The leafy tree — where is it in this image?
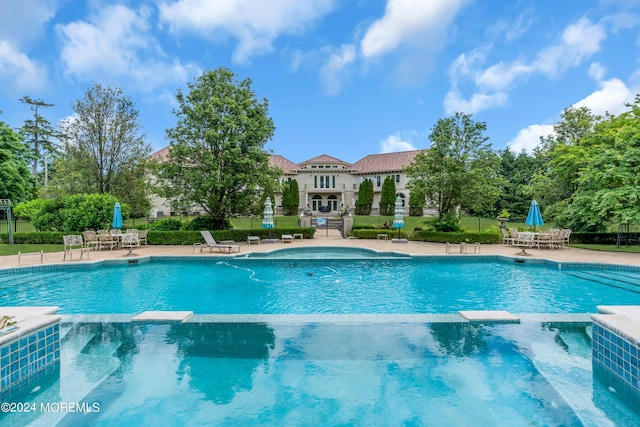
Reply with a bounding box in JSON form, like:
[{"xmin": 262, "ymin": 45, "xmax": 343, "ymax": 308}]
[
  {"xmin": 0, "ymin": 121, "xmax": 33, "ymax": 202},
  {"xmin": 494, "ymin": 148, "xmax": 541, "ymax": 217},
  {"xmin": 565, "ymin": 97, "xmax": 640, "ymax": 230},
  {"xmin": 52, "ymin": 83, "xmax": 151, "ymax": 214},
  {"xmin": 154, "ymin": 68, "xmax": 277, "ymax": 229},
  {"xmin": 525, "ymin": 106, "xmax": 601, "ymax": 224},
  {"xmin": 19, "ymin": 96, "xmax": 62, "ymax": 180},
  {"xmin": 408, "ymin": 179, "xmax": 426, "ymax": 216},
  {"xmin": 379, "ymin": 176, "xmax": 396, "ymax": 215},
  {"xmin": 282, "ymin": 179, "xmax": 299, "ymax": 215},
  {"xmin": 355, "ymin": 178, "xmax": 373, "ymax": 215},
  {"xmin": 28, "ymin": 193, "xmax": 127, "ymax": 231},
  {"xmin": 405, "ymin": 112, "xmax": 500, "ymax": 218}
]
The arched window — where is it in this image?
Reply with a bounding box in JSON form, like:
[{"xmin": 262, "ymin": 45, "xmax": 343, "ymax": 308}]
[{"xmin": 328, "ymin": 195, "xmax": 338, "ymax": 211}]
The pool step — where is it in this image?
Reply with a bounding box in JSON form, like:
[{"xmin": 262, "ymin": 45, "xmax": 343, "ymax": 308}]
[
  {"xmin": 0, "ymin": 271, "xmax": 69, "ymax": 289},
  {"xmin": 564, "ymin": 272, "xmax": 640, "ymax": 294}
]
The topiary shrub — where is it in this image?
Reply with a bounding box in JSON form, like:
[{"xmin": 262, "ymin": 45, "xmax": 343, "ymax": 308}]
[
  {"xmin": 184, "ymin": 215, "xmax": 231, "ymax": 231},
  {"xmin": 148, "ymin": 218, "xmax": 183, "ymax": 231}
]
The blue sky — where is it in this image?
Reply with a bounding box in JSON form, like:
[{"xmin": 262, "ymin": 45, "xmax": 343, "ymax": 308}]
[{"xmin": 1, "ymin": 0, "xmax": 639, "ymax": 164}]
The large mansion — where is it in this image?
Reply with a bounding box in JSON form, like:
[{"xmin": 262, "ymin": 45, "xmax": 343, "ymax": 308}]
[{"xmin": 149, "ymin": 148, "xmax": 424, "ymax": 216}]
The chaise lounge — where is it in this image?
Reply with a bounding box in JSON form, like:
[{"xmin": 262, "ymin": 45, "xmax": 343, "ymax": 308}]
[{"xmin": 194, "ymin": 231, "xmax": 240, "ymax": 254}]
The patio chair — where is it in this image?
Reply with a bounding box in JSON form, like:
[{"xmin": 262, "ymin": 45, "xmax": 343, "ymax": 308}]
[
  {"xmin": 121, "ymin": 232, "xmax": 140, "ymax": 256},
  {"xmin": 97, "ymin": 229, "xmax": 117, "ymax": 250},
  {"xmin": 138, "ymin": 229, "xmax": 148, "ymax": 245},
  {"xmin": 63, "ymin": 234, "xmax": 89, "ymax": 260},
  {"xmin": 195, "ymin": 231, "xmax": 240, "ymax": 254},
  {"xmin": 82, "ymin": 230, "xmax": 100, "ymax": 251},
  {"xmin": 500, "ymin": 228, "xmax": 513, "ymax": 245}
]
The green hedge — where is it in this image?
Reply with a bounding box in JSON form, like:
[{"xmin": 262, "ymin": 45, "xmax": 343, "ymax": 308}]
[
  {"xmin": 350, "ymin": 229, "xmax": 409, "ymax": 239},
  {"xmin": 412, "ymin": 231, "xmax": 501, "ymax": 244},
  {"xmin": 0, "ymin": 228, "xmax": 316, "ymax": 245},
  {"xmin": 570, "ymin": 232, "xmax": 616, "ymax": 244}
]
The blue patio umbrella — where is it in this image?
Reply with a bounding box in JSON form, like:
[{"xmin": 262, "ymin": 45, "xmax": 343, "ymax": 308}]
[
  {"xmin": 525, "ymin": 200, "xmax": 544, "ymax": 231},
  {"xmin": 112, "ymin": 202, "xmax": 123, "ymax": 230},
  {"xmin": 262, "ymin": 197, "xmax": 274, "ymax": 238},
  {"xmin": 392, "ymin": 196, "xmax": 405, "ymax": 238}
]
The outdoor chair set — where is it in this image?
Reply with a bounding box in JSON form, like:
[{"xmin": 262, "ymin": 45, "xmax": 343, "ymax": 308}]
[{"xmin": 501, "ymin": 227, "xmax": 571, "ymax": 250}]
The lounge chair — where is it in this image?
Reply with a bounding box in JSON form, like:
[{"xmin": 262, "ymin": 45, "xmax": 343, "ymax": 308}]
[{"xmin": 195, "ymin": 231, "xmax": 240, "ymax": 254}]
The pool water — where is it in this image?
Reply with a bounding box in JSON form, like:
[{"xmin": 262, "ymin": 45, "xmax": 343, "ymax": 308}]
[
  {"xmin": 1, "ymin": 257, "xmax": 640, "ymax": 314},
  {"xmin": 2, "ymin": 321, "xmax": 639, "ymax": 427}
]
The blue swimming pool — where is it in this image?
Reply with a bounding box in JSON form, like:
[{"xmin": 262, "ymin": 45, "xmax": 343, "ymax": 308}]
[
  {"xmin": 2, "ymin": 320, "xmax": 639, "ymax": 426},
  {"xmin": 1, "ymin": 254, "xmax": 640, "ymax": 314}
]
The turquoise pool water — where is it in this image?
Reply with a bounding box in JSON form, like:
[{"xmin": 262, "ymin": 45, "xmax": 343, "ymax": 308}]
[
  {"xmin": 1, "ymin": 255, "xmax": 640, "ymax": 314},
  {"xmin": 2, "ymin": 321, "xmax": 639, "ymax": 426}
]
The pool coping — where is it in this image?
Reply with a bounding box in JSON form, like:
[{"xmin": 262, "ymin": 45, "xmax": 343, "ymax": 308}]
[
  {"xmin": 2, "ymin": 252, "xmax": 640, "ymax": 274},
  {"xmin": 59, "ymin": 313, "xmax": 595, "ymax": 325}
]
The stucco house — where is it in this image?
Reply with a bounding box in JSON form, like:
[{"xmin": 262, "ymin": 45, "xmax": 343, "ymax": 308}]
[{"xmin": 149, "ymin": 147, "xmax": 424, "ymax": 217}]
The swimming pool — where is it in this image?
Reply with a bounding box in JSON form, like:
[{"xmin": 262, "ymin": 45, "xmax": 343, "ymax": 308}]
[
  {"xmin": 1, "ymin": 254, "xmax": 640, "ymax": 314},
  {"xmin": 2, "ymin": 320, "xmax": 639, "ymax": 426}
]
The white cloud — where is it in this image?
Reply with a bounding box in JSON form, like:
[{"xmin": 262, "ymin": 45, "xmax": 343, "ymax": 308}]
[
  {"xmin": 507, "ymin": 74, "xmax": 636, "ymax": 153},
  {"xmin": 507, "ymin": 124, "xmax": 554, "ymax": 153},
  {"xmin": 532, "ymin": 18, "xmax": 606, "ymax": 78},
  {"xmin": 572, "ymin": 78, "xmax": 635, "ymax": 116},
  {"xmin": 588, "ymin": 62, "xmax": 606, "ymax": 81},
  {"xmin": 56, "ymin": 5, "xmax": 199, "ymax": 92},
  {"xmin": 0, "ymin": 0, "xmax": 57, "ymax": 44},
  {"xmin": 158, "ymin": 0, "xmax": 335, "ymax": 64},
  {"xmin": 380, "ymin": 134, "xmax": 417, "ymax": 153},
  {"xmin": 443, "ymin": 90, "xmax": 508, "ymax": 115},
  {"xmin": 445, "ymin": 17, "xmax": 608, "ymax": 115},
  {"xmin": 0, "ymin": 40, "xmax": 47, "ymax": 92},
  {"xmin": 319, "ymin": 44, "xmax": 356, "ymax": 96},
  {"xmin": 360, "ymin": 0, "xmax": 467, "ymax": 59}
]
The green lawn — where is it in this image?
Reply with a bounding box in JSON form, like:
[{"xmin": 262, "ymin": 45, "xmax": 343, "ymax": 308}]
[{"xmin": 0, "ymin": 244, "xmax": 64, "ymax": 256}]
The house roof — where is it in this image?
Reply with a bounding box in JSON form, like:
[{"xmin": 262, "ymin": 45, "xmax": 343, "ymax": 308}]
[
  {"xmin": 269, "ymin": 155, "xmax": 299, "ymax": 173},
  {"xmin": 298, "ymin": 154, "xmax": 351, "ymax": 167},
  {"xmin": 150, "ymin": 146, "xmax": 170, "ymax": 162},
  {"xmin": 350, "ymin": 150, "xmax": 424, "ymax": 173}
]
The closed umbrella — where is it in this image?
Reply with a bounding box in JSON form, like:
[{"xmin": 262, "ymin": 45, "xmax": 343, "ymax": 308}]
[
  {"xmin": 525, "ymin": 200, "xmax": 544, "ymax": 231},
  {"xmin": 392, "ymin": 196, "xmax": 404, "ymax": 239},
  {"xmin": 112, "ymin": 202, "xmax": 123, "ymax": 230},
  {"xmin": 262, "ymin": 197, "xmax": 274, "ymax": 239}
]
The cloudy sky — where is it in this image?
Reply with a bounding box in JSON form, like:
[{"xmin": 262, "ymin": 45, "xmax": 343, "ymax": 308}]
[{"xmin": 1, "ymin": 0, "xmax": 638, "ymax": 163}]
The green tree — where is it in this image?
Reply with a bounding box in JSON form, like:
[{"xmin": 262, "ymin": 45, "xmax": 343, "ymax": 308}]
[
  {"xmin": 19, "ymin": 96, "xmax": 61, "ymax": 180},
  {"xmin": 494, "ymin": 148, "xmax": 541, "ymax": 217},
  {"xmin": 282, "ymin": 179, "xmax": 299, "ymax": 215},
  {"xmin": 0, "ymin": 121, "xmax": 33, "ymax": 202},
  {"xmin": 405, "ymin": 112, "xmax": 500, "ymax": 218},
  {"xmin": 379, "ymin": 176, "xmax": 396, "ymax": 215},
  {"xmin": 564, "ymin": 97, "xmax": 640, "ymax": 230},
  {"xmin": 408, "ymin": 179, "xmax": 426, "ymax": 216},
  {"xmin": 525, "ymin": 107, "xmax": 600, "ymax": 222},
  {"xmin": 154, "ymin": 68, "xmax": 277, "ymax": 229},
  {"xmin": 355, "ymin": 178, "xmax": 373, "ymax": 215}
]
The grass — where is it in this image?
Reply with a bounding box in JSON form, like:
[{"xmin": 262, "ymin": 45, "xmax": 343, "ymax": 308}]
[
  {"xmin": 0, "ymin": 244, "xmax": 63, "ymax": 256},
  {"xmin": 570, "ymin": 243, "xmax": 640, "ymax": 253}
]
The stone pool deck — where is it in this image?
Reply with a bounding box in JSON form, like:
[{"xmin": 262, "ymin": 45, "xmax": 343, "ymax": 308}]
[{"xmin": 2, "ymin": 229, "xmax": 640, "ymax": 268}]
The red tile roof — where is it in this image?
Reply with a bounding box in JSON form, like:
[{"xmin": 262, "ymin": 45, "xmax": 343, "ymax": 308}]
[
  {"xmin": 350, "ymin": 150, "xmax": 424, "ymax": 173},
  {"xmin": 299, "ymin": 154, "xmax": 351, "ymax": 167},
  {"xmin": 150, "ymin": 146, "xmax": 170, "ymax": 161},
  {"xmin": 269, "ymin": 155, "xmax": 299, "ymax": 173}
]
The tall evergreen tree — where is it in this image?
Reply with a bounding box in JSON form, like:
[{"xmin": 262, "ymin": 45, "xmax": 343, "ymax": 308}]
[
  {"xmin": 355, "ymin": 178, "xmax": 373, "ymax": 215},
  {"xmin": 0, "ymin": 121, "xmax": 33, "ymax": 202},
  {"xmin": 282, "ymin": 179, "xmax": 299, "ymax": 215},
  {"xmin": 379, "ymin": 176, "xmax": 396, "ymax": 215}
]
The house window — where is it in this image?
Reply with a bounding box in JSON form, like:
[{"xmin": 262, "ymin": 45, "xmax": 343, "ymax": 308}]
[
  {"xmin": 312, "ymin": 195, "xmax": 322, "ymax": 211},
  {"xmin": 376, "ymin": 176, "xmax": 381, "ymax": 187},
  {"xmin": 332, "ymin": 176, "xmax": 335, "ymax": 188},
  {"xmin": 320, "ymin": 176, "xmax": 324, "ymax": 188},
  {"xmin": 314, "ymin": 176, "xmax": 317, "ymax": 188},
  {"xmin": 396, "ymin": 174, "xmax": 400, "ymax": 183}
]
